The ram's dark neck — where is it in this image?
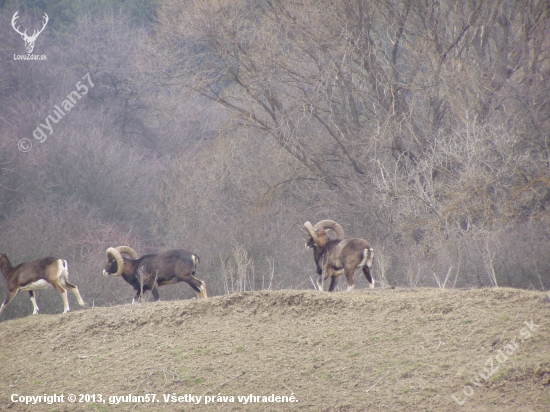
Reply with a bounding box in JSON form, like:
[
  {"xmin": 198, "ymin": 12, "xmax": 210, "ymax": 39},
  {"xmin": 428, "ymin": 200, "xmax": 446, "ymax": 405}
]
[{"xmin": 0, "ymin": 255, "xmax": 14, "ymax": 278}]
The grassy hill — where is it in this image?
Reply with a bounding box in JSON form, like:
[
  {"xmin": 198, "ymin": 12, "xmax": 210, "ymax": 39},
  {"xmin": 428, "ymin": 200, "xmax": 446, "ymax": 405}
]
[{"xmin": 0, "ymin": 288, "xmax": 548, "ymax": 411}]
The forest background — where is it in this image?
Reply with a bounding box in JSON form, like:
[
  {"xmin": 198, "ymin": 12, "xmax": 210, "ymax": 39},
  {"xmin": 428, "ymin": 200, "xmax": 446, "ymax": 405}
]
[{"xmin": 0, "ymin": 0, "xmax": 549, "ymax": 319}]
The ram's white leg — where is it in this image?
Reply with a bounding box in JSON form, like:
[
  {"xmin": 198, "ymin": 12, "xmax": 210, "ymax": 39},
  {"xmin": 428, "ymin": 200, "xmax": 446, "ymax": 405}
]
[
  {"xmin": 199, "ymin": 281, "xmax": 208, "ymax": 299},
  {"xmin": 29, "ymin": 291, "xmax": 39, "ymax": 314},
  {"xmin": 0, "ymin": 289, "xmax": 18, "ymax": 315},
  {"xmin": 60, "ymin": 291, "xmax": 69, "ymax": 314},
  {"xmin": 19, "ymin": 281, "xmax": 51, "ymax": 314},
  {"xmin": 58, "ymin": 272, "xmax": 86, "ymax": 306},
  {"xmin": 72, "ymin": 288, "xmax": 86, "ymax": 306},
  {"xmin": 52, "ymin": 260, "xmax": 70, "ymax": 314}
]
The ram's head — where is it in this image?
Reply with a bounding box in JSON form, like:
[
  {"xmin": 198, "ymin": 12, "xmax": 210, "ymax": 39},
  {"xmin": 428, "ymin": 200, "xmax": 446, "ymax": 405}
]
[
  {"xmin": 103, "ymin": 246, "xmax": 138, "ymax": 276},
  {"xmin": 304, "ymin": 220, "xmax": 345, "ymax": 249}
]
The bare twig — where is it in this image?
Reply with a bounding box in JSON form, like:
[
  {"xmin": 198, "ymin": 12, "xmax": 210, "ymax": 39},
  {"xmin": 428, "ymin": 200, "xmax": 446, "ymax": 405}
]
[
  {"xmin": 309, "ymin": 276, "xmax": 318, "ymax": 290},
  {"xmin": 267, "ymin": 257, "xmax": 275, "ymax": 290},
  {"xmin": 366, "ymin": 373, "xmax": 386, "ymax": 393},
  {"xmin": 136, "ymin": 372, "xmax": 155, "ymax": 391},
  {"xmin": 203, "ymin": 371, "xmax": 245, "ymax": 396},
  {"xmin": 9, "ymin": 375, "xmax": 21, "ymax": 387}
]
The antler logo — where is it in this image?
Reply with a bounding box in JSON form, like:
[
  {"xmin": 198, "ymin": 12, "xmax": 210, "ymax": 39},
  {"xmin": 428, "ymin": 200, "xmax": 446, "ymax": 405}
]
[{"xmin": 11, "ymin": 11, "xmax": 49, "ymax": 54}]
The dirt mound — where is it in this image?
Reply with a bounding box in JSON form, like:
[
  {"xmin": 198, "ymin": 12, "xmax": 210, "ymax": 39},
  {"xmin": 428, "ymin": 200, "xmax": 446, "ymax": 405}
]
[{"xmin": 0, "ymin": 288, "xmax": 548, "ymax": 411}]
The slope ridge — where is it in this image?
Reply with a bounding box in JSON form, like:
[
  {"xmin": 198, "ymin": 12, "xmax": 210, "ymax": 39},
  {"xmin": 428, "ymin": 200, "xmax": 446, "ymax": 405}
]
[{"xmin": 0, "ymin": 288, "xmax": 548, "ymax": 411}]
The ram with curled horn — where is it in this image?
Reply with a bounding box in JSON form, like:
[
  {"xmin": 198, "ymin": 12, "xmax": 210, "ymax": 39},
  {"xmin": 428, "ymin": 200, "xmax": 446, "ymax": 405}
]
[
  {"xmin": 103, "ymin": 246, "xmax": 207, "ymax": 302},
  {"xmin": 304, "ymin": 220, "xmax": 374, "ymax": 292}
]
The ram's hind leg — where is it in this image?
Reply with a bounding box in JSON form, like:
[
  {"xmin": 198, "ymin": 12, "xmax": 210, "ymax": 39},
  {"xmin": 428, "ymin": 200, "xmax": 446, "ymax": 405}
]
[
  {"xmin": 50, "ymin": 279, "xmax": 69, "ymax": 313},
  {"xmin": 362, "ymin": 266, "xmax": 375, "ymax": 289},
  {"xmin": 186, "ymin": 276, "xmax": 207, "ymax": 299},
  {"xmin": 46, "ymin": 260, "xmax": 70, "ymax": 313},
  {"xmin": 362, "ymin": 247, "xmax": 375, "ymax": 289},
  {"xmin": 59, "ymin": 276, "xmax": 86, "ymax": 307},
  {"xmin": 198, "ymin": 280, "xmax": 207, "ymax": 298},
  {"xmin": 67, "ymin": 282, "xmax": 87, "ymax": 306}
]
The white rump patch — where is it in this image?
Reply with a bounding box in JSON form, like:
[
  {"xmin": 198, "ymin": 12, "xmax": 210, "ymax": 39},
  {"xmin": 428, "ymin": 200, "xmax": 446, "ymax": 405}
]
[
  {"xmin": 358, "ymin": 248, "xmax": 374, "ymax": 268},
  {"xmin": 19, "ymin": 279, "xmax": 50, "ymax": 292},
  {"xmin": 365, "ymin": 248, "xmax": 374, "ymax": 268},
  {"xmin": 56, "ymin": 259, "xmax": 68, "ymax": 280}
]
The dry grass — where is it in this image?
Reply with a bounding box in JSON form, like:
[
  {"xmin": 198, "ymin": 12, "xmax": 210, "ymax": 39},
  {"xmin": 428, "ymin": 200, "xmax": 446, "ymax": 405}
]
[{"xmin": 0, "ymin": 288, "xmax": 548, "ymax": 411}]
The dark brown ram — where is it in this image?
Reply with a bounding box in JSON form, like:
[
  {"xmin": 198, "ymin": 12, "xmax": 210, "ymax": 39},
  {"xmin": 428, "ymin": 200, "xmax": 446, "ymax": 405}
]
[
  {"xmin": 102, "ymin": 246, "xmax": 207, "ymax": 301},
  {"xmin": 304, "ymin": 220, "xmax": 374, "ymax": 292}
]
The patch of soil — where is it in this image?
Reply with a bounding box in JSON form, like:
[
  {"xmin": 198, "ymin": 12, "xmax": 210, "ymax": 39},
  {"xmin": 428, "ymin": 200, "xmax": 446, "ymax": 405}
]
[{"xmin": 0, "ymin": 288, "xmax": 548, "ymax": 411}]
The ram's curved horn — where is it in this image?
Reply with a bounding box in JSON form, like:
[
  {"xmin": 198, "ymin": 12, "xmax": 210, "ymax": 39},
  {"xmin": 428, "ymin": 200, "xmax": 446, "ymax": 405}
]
[
  {"xmin": 106, "ymin": 247, "xmax": 125, "ymax": 276},
  {"xmin": 116, "ymin": 246, "xmax": 138, "ymax": 260},
  {"xmin": 313, "ymin": 220, "xmax": 344, "ymax": 240},
  {"xmin": 304, "ymin": 221, "xmax": 323, "ymax": 246}
]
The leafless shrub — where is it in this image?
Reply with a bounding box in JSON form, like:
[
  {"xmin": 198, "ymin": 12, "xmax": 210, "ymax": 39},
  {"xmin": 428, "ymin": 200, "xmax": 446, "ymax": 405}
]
[
  {"xmin": 1, "ymin": 1, "xmax": 549, "ymax": 319},
  {"xmin": 221, "ymin": 243, "xmax": 255, "ymax": 295}
]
